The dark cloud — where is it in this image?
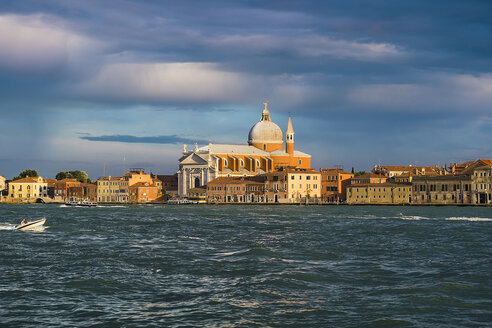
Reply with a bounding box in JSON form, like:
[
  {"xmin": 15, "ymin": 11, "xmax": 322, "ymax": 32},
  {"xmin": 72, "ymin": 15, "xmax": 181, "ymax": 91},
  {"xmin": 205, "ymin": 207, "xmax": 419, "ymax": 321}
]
[
  {"xmin": 80, "ymin": 134, "xmax": 209, "ymax": 145},
  {"xmin": 0, "ymin": 0, "xmax": 491, "ymax": 177}
]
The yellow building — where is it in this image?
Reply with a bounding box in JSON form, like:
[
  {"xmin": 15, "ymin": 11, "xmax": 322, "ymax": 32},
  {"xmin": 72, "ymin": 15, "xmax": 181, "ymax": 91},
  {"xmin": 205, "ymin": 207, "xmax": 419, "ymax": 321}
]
[
  {"xmin": 97, "ymin": 177, "xmax": 128, "ymax": 203},
  {"xmin": 8, "ymin": 176, "xmax": 48, "ymax": 202},
  {"xmin": 177, "ymin": 101, "xmax": 312, "ymax": 196},
  {"xmin": 263, "ymin": 168, "xmax": 321, "ymax": 203},
  {"xmin": 347, "ymin": 183, "xmax": 412, "ymax": 205}
]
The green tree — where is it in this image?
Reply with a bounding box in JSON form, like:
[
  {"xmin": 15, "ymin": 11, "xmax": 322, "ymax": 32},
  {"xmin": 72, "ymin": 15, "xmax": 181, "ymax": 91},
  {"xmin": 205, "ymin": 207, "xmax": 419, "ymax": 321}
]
[
  {"xmin": 354, "ymin": 170, "xmax": 367, "ymax": 177},
  {"xmin": 13, "ymin": 169, "xmax": 39, "ymax": 180},
  {"xmin": 55, "ymin": 170, "xmax": 91, "ymax": 183}
]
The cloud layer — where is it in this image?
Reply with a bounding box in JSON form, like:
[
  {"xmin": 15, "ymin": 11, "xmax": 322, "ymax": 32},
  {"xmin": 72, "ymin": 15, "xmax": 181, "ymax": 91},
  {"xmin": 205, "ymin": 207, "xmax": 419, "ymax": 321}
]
[{"xmin": 0, "ymin": 0, "xmax": 491, "ymax": 178}]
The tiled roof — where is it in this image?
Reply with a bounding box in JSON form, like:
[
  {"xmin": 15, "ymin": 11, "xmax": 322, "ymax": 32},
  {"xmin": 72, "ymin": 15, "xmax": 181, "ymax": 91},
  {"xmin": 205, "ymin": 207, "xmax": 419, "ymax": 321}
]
[
  {"xmin": 129, "ymin": 182, "xmax": 157, "ymax": 187},
  {"xmin": 10, "ymin": 177, "xmax": 44, "ymax": 183},
  {"xmin": 320, "ymin": 168, "xmax": 352, "ymax": 174}
]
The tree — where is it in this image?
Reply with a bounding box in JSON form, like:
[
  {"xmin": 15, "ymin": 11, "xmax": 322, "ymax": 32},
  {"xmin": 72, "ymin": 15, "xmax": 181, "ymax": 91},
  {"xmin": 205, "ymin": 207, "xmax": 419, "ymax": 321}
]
[
  {"xmin": 354, "ymin": 170, "xmax": 367, "ymax": 177},
  {"xmin": 13, "ymin": 169, "xmax": 39, "ymax": 180},
  {"xmin": 55, "ymin": 170, "xmax": 91, "ymax": 183}
]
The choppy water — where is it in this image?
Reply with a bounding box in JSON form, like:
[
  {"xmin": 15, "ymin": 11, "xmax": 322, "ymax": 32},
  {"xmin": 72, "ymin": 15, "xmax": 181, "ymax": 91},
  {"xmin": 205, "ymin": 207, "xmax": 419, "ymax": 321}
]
[{"xmin": 0, "ymin": 204, "xmax": 491, "ymax": 327}]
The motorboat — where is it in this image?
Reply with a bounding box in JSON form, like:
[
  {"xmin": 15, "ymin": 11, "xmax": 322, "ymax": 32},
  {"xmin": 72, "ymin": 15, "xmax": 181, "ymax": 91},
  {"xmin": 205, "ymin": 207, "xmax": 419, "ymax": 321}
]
[
  {"xmin": 65, "ymin": 201, "xmax": 98, "ymax": 207},
  {"xmin": 80, "ymin": 201, "xmax": 97, "ymax": 207},
  {"xmin": 15, "ymin": 218, "xmax": 47, "ymax": 231},
  {"xmin": 167, "ymin": 198, "xmax": 197, "ymax": 204}
]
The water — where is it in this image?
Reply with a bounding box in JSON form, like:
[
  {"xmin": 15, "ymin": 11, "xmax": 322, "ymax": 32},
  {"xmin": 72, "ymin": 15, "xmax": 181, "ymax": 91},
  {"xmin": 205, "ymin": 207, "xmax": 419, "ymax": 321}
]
[{"xmin": 0, "ymin": 204, "xmax": 490, "ymax": 327}]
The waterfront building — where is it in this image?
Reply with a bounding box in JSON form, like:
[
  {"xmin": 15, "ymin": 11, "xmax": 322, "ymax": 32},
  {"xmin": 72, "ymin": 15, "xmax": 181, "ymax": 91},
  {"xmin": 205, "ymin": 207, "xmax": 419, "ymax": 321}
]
[
  {"xmin": 177, "ymin": 102, "xmax": 312, "ymax": 196},
  {"xmin": 0, "ymin": 175, "xmax": 6, "ymax": 192},
  {"xmin": 7, "ymin": 176, "xmax": 48, "ymax": 202},
  {"xmin": 54, "ymin": 178, "xmax": 82, "ymax": 201},
  {"xmin": 67, "ymin": 183, "xmax": 98, "ymax": 202},
  {"xmin": 187, "ymin": 187, "xmax": 207, "ymax": 203},
  {"xmin": 320, "ymin": 168, "xmax": 354, "ymax": 203},
  {"xmin": 205, "ymin": 168, "xmax": 321, "ymax": 204},
  {"xmin": 280, "ymin": 168, "xmax": 321, "ymax": 203},
  {"xmin": 97, "ymin": 177, "xmax": 128, "ymax": 203},
  {"xmin": 347, "ymin": 183, "xmax": 412, "ymax": 205},
  {"xmin": 128, "ymin": 182, "xmax": 159, "ymax": 203},
  {"xmin": 412, "ymin": 159, "xmax": 491, "ymax": 205},
  {"xmin": 373, "ymin": 164, "xmax": 446, "ymax": 177},
  {"xmin": 351, "ymin": 173, "xmax": 387, "ymax": 185},
  {"xmin": 45, "ymin": 179, "xmax": 57, "ymax": 199},
  {"xmin": 206, "ymin": 176, "xmax": 267, "ymax": 203},
  {"xmin": 154, "ymin": 174, "xmax": 178, "ymax": 196}
]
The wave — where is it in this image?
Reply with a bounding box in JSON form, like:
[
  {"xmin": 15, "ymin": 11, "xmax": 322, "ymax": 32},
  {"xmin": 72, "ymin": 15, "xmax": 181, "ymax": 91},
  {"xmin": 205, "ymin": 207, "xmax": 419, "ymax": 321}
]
[
  {"xmin": 0, "ymin": 223, "xmax": 15, "ymax": 230},
  {"xmin": 400, "ymin": 215, "xmax": 430, "ymax": 221},
  {"xmin": 445, "ymin": 217, "xmax": 492, "ymax": 222}
]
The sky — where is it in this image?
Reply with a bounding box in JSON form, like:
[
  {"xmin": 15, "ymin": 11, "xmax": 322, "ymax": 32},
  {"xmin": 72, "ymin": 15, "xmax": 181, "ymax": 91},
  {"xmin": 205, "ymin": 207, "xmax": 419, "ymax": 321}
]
[{"xmin": 0, "ymin": 0, "xmax": 491, "ymax": 179}]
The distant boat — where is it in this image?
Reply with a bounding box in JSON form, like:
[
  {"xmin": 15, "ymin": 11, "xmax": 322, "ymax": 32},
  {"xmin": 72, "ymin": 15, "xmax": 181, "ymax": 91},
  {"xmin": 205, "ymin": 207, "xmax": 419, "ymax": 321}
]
[
  {"xmin": 65, "ymin": 201, "xmax": 98, "ymax": 207},
  {"xmin": 15, "ymin": 218, "xmax": 46, "ymax": 231},
  {"xmin": 167, "ymin": 198, "xmax": 197, "ymax": 205}
]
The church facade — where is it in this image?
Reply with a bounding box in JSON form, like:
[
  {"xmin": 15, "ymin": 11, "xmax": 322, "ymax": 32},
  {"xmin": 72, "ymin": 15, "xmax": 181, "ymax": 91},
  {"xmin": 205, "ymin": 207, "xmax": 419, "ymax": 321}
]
[{"xmin": 177, "ymin": 102, "xmax": 312, "ymax": 196}]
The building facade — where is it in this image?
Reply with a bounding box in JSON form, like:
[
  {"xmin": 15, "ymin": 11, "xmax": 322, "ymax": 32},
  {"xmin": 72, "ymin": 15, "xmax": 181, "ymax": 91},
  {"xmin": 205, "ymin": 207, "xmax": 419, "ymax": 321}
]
[
  {"xmin": 412, "ymin": 159, "xmax": 491, "ymax": 205},
  {"xmin": 67, "ymin": 183, "xmax": 98, "ymax": 202},
  {"xmin": 54, "ymin": 178, "xmax": 82, "ymax": 201},
  {"xmin": 7, "ymin": 176, "xmax": 48, "ymax": 202},
  {"xmin": 347, "ymin": 183, "xmax": 412, "ymax": 205},
  {"xmin": 320, "ymin": 168, "xmax": 354, "ymax": 203},
  {"xmin": 97, "ymin": 177, "xmax": 129, "ymax": 203},
  {"xmin": 128, "ymin": 182, "xmax": 159, "ymax": 203}
]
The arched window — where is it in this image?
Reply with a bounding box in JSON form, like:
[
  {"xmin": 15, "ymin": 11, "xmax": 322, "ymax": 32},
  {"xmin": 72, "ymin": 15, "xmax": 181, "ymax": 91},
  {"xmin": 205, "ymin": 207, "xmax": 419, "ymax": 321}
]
[
  {"xmin": 256, "ymin": 159, "xmax": 260, "ymax": 167},
  {"xmin": 240, "ymin": 159, "xmax": 244, "ymax": 166},
  {"xmin": 224, "ymin": 159, "xmax": 228, "ymax": 166},
  {"xmin": 194, "ymin": 177, "xmax": 200, "ymax": 188},
  {"xmin": 263, "ymin": 144, "xmax": 266, "ymax": 150}
]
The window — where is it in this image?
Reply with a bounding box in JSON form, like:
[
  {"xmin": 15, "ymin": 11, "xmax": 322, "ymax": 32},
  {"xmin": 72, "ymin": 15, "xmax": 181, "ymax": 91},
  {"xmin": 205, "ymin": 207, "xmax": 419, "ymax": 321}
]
[
  {"xmin": 306, "ymin": 176, "xmax": 311, "ymax": 180},
  {"xmin": 240, "ymin": 159, "xmax": 244, "ymax": 166},
  {"xmin": 224, "ymin": 159, "xmax": 228, "ymax": 166},
  {"xmin": 263, "ymin": 144, "xmax": 266, "ymax": 150},
  {"xmin": 298, "ymin": 159, "xmax": 302, "ymax": 165}
]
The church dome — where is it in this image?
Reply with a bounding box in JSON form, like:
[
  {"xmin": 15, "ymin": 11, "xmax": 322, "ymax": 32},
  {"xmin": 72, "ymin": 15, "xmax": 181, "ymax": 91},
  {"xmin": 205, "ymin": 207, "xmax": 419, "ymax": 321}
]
[
  {"xmin": 248, "ymin": 120, "xmax": 283, "ymax": 144},
  {"xmin": 248, "ymin": 102, "xmax": 283, "ymax": 144}
]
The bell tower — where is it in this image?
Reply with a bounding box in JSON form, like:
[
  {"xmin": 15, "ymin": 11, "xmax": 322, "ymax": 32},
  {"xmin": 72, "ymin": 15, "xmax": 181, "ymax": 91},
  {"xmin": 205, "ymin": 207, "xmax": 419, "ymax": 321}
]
[{"xmin": 285, "ymin": 113, "xmax": 294, "ymax": 155}]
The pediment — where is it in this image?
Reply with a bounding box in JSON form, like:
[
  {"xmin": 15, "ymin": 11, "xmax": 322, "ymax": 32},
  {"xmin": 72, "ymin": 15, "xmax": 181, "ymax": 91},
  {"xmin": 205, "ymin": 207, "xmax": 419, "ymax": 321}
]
[{"xmin": 180, "ymin": 153, "xmax": 208, "ymax": 165}]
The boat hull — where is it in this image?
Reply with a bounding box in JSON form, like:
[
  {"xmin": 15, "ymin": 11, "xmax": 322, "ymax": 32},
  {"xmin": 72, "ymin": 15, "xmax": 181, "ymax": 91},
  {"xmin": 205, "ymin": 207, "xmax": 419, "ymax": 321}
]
[{"xmin": 15, "ymin": 218, "xmax": 46, "ymax": 231}]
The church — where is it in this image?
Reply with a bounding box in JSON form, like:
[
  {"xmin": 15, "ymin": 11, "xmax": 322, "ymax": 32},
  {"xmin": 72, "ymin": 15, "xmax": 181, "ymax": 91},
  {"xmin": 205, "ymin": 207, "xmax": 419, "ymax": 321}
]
[{"xmin": 177, "ymin": 101, "xmax": 312, "ymax": 196}]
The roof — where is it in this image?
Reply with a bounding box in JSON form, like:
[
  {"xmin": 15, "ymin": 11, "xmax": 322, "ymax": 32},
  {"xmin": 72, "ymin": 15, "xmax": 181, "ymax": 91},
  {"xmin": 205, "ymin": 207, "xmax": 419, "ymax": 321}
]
[
  {"xmin": 129, "ymin": 182, "xmax": 157, "ymax": 188},
  {"xmin": 320, "ymin": 168, "xmax": 353, "ymax": 174},
  {"xmin": 55, "ymin": 178, "xmax": 79, "ymax": 183},
  {"xmin": 353, "ymin": 173, "xmax": 386, "ymax": 179},
  {"xmin": 208, "ymin": 176, "xmax": 267, "ymax": 184},
  {"xmin": 10, "ymin": 177, "xmax": 44, "ymax": 183},
  {"xmin": 348, "ymin": 182, "xmax": 412, "ymax": 188},
  {"xmin": 210, "ymin": 144, "xmax": 270, "ymax": 155},
  {"xmin": 98, "ymin": 176, "xmax": 122, "ymax": 181}
]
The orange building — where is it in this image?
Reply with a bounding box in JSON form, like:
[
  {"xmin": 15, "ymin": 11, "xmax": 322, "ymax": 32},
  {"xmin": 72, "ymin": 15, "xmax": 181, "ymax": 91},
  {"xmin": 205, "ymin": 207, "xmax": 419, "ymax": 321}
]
[
  {"xmin": 320, "ymin": 168, "xmax": 354, "ymax": 203},
  {"xmin": 178, "ymin": 101, "xmax": 312, "ymax": 196},
  {"xmin": 54, "ymin": 178, "xmax": 82, "ymax": 201},
  {"xmin": 128, "ymin": 182, "xmax": 159, "ymax": 203}
]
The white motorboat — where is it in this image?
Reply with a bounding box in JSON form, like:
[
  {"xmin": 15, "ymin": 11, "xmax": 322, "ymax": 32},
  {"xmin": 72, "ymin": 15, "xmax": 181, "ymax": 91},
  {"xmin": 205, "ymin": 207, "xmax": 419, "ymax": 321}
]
[
  {"xmin": 167, "ymin": 198, "xmax": 197, "ymax": 204},
  {"xmin": 15, "ymin": 218, "xmax": 47, "ymax": 231},
  {"xmin": 65, "ymin": 201, "xmax": 98, "ymax": 207}
]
